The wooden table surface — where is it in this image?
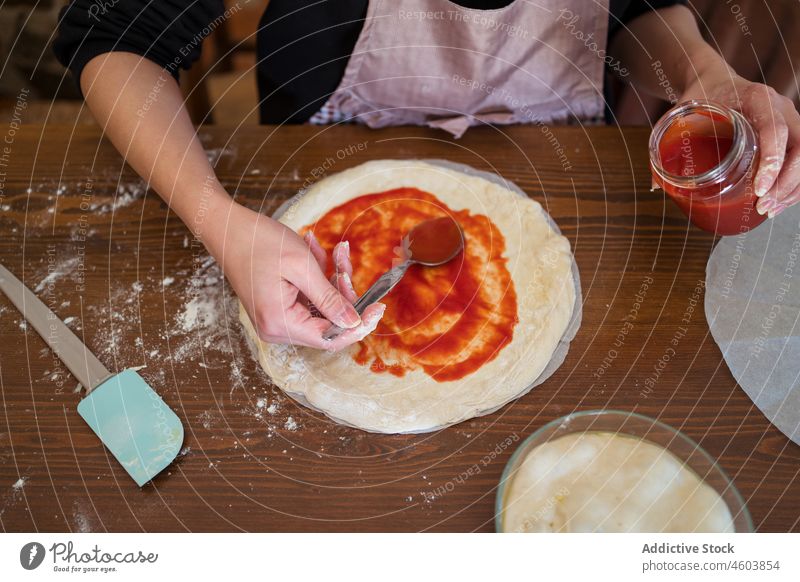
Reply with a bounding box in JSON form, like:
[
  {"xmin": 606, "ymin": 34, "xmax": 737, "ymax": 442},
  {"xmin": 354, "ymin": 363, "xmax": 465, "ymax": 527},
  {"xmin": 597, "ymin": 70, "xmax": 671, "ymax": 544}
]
[{"xmin": 1, "ymin": 124, "xmax": 798, "ymax": 533}]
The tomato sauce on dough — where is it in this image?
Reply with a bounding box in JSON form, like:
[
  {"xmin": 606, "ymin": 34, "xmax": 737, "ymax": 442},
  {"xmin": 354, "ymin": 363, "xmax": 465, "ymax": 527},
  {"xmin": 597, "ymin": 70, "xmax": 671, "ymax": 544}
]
[{"xmin": 305, "ymin": 188, "xmax": 518, "ymax": 381}]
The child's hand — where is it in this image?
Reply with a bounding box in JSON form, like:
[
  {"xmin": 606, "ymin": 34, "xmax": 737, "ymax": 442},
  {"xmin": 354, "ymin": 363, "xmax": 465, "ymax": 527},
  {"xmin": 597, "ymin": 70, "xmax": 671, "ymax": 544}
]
[{"xmin": 217, "ymin": 203, "xmax": 385, "ymax": 351}]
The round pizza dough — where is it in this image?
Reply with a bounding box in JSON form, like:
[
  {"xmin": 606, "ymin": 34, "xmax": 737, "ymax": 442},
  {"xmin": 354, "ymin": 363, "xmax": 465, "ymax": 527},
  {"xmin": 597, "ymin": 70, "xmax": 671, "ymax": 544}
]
[
  {"xmin": 501, "ymin": 432, "xmax": 735, "ymax": 533},
  {"xmin": 240, "ymin": 160, "xmax": 576, "ymax": 433}
]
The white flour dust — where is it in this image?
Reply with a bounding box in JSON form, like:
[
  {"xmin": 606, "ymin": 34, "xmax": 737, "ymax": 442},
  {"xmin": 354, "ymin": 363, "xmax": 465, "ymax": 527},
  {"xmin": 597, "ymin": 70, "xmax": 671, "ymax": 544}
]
[
  {"xmin": 19, "ymin": 168, "xmax": 305, "ymax": 445},
  {"xmin": 168, "ymin": 256, "xmax": 232, "ymax": 364},
  {"xmin": 178, "ymin": 296, "xmax": 219, "ymax": 333},
  {"xmin": 34, "ymin": 257, "xmax": 80, "ymax": 293},
  {"xmin": 205, "ymin": 146, "xmax": 238, "ymax": 167},
  {"xmin": 0, "ymin": 476, "xmax": 29, "ymax": 519},
  {"xmin": 82, "ymin": 256, "xmax": 241, "ymax": 377},
  {"xmin": 101, "ymin": 183, "xmax": 144, "ymax": 213},
  {"xmin": 72, "ymin": 499, "xmax": 96, "ymax": 533},
  {"xmin": 62, "ymin": 252, "xmax": 296, "ymax": 440},
  {"xmin": 20, "ymin": 179, "xmax": 148, "ymax": 234},
  {"xmin": 80, "ymin": 181, "xmax": 146, "ymax": 215}
]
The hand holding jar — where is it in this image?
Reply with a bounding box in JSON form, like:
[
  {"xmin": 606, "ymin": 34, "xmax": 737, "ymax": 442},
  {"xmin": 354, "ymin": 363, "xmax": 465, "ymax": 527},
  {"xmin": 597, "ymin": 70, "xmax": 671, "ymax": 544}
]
[{"xmin": 679, "ymin": 62, "xmax": 800, "ymax": 220}]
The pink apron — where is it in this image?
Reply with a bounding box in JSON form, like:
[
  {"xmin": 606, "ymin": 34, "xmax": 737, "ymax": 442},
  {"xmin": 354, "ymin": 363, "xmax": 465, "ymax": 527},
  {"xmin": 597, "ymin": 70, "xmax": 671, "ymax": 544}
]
[{"xmin": 309, "ymin": 0, "xmax": 610, "ymax": 137}]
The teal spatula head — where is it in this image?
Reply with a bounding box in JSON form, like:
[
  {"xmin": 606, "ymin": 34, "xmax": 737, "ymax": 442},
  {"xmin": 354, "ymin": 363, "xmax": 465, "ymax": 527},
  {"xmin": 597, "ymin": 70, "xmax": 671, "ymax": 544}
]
[{"xmin": 77, "ymin": 369, "xmax": 184, "ymax": 487}]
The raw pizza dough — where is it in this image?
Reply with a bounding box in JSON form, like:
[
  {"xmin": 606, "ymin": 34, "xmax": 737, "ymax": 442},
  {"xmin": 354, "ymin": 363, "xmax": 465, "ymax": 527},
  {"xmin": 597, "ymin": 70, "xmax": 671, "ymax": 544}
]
[
  {"xmin": 240, "ymin": 160, "xmax": 576, "ymax": 433},
  {"xmin": 501, "ymin": 432, "xmax": 735, "ymax": 533}
]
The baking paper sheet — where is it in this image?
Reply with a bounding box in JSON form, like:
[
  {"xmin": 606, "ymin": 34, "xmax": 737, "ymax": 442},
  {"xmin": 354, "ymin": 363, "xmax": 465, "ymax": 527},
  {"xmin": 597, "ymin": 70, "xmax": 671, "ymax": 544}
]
[
  {"xmin": 267, "ymin": 159, "xmax": 582, "ymax": 433},
  {"xmin": 705, "ymin": 205, "xmax": 800, "ymax": 445}
]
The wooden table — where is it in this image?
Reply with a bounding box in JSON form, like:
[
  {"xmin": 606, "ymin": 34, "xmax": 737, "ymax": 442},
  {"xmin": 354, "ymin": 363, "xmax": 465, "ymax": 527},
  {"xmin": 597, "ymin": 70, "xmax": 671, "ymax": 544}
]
[{"xmin": 1, "ymin": 124, "xmax": 798, "ymax": 532}]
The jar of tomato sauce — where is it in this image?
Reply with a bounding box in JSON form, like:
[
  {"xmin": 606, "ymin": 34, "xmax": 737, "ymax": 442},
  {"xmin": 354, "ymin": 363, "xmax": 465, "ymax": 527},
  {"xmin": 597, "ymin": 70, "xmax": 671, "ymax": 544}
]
[{"xmin": 649, "ymin": 100, "xmax": 763, "ymax": 236}]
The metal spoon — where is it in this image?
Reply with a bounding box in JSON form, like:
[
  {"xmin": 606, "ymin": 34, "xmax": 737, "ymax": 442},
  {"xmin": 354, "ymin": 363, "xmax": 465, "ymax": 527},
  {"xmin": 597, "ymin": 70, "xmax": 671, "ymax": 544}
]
[{"xmin": 322, "ymin": 216, "xmax": 464, "ymax": 341}]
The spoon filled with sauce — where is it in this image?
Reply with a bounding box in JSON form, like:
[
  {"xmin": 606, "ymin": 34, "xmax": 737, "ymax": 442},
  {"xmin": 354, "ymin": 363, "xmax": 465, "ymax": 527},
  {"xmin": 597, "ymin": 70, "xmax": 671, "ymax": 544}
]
[{"xmin": 322, "ymin": 215, "xmax": 464, "ymax": 341}]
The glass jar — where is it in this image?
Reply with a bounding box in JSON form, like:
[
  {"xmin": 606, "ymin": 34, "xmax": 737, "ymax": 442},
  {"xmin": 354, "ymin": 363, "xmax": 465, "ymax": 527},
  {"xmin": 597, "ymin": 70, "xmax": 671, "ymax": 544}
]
[{"xmin": 649, "ymin": 100, "xmax": 763, "ymax": 236}]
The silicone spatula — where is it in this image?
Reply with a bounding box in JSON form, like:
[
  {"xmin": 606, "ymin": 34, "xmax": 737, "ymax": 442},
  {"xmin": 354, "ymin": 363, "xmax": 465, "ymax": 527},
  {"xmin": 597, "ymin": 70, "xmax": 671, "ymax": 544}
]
[{"xmin": 0, "ymin": 264, "xmax": 183, "ymax": 486}]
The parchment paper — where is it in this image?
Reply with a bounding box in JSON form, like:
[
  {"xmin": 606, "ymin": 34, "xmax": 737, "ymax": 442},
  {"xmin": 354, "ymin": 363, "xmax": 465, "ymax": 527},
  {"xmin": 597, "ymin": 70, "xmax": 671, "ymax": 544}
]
[
  {"xmin": 266, "ymin": 159, "xmax": 583, "ymax": 433},
  {"xmin": 705, "ymin": 205, "xmax": 800, "ymax": 445}
]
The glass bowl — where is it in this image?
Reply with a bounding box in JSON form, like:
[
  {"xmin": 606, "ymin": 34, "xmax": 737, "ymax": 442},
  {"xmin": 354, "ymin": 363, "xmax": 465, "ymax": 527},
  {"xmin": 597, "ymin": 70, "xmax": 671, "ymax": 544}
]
[{"xmin": 495, "ymin": 410, "xmax": 753, "ymax": 532}]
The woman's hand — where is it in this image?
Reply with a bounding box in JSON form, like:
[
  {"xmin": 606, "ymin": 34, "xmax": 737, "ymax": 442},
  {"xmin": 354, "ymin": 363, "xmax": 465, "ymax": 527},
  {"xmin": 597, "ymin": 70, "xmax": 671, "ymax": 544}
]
[
  {"xmin": 77, "ymin": 54, "xmax": 382, "ymax": 350},
  {"xmin": 681, "ymin": 50, "xmax": 800, "ymax": 218},
  {"xmin": 211, "ymin": 201, "xmax": 385, "ymax": 351}
]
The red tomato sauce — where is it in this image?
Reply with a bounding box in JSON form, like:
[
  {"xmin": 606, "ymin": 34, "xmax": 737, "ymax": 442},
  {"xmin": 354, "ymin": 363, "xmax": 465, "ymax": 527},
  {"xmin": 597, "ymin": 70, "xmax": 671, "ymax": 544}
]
[
  {"xmin": 652, "ymin": 109, "xmax": 763, "ymax": 235},
  {"xmin": 305, "ymin": 188, "xmax": 518, "ymax": 382},
  {"xmin": 658, "ymin": 111, "xmax": 735, "ymax": 178},
  {"xmin": 407, "ymin": 216, "xmax": 463, "ymax": 264}
]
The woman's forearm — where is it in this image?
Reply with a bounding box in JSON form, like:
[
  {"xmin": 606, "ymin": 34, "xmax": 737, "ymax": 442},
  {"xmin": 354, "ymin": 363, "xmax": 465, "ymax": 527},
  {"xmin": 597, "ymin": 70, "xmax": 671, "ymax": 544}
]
[
  {"xmin": 79, "ymin": 51, "xmax": 366, "ymax": 346},
  {"xmin": 609, "ymin": 5, "xmax": 731, "ymax": 102},
  {"xmin": 80, "ymin": 52, "xmax": 232, "ymax": 250}
]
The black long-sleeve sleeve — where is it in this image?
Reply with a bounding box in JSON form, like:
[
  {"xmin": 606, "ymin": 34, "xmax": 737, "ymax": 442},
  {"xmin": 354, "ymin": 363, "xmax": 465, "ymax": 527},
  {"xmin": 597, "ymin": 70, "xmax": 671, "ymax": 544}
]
[
  {"xmin": 53, "ymin": 0, "xmax": 225, "ymax": 91},
  {"xmin": 609, "ymin": 0, "xmax": 687, "ymax": 40}
]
